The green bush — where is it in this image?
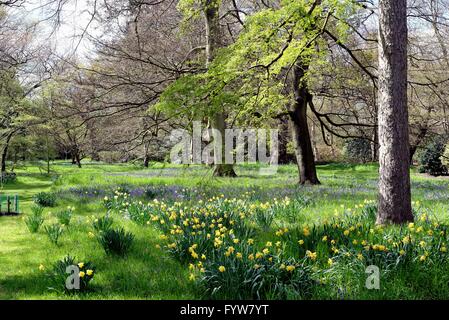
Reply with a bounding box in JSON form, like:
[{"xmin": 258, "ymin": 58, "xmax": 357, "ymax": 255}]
[
  {"xmin": 98, "ymin": 227, "xmax": 134, "ymax": 256},
  {"xmin": 56, "ymin": 206, "xmax": 74, "ymax": 225},
  {"xmin": 33, "ymin": 192, "xmax": 57, "ymax": 207},
  {"xmin": 441, "ymin": 143, "xmax": 449, "ymax": 168},
  {"xmin": 44, "ymin": 224, "xmax": 64, "ymax": 245},
  {"xmin": 419, "ymin": 139, "xmax": 448, "ymax": 176},
  {"xmin": 92, "ymin": 215, "xmax": 114, "ymax": 232},
  {"xmin": 0, "ymin": 172, "xmax": 16, "ymax": 184},
  {"xmin": 345, "ymin": 138, "xmax": 372, "ymax": 163},
  {"xmin": 51, "ymin": 255, "xmax": 96, "ymax": 293}
]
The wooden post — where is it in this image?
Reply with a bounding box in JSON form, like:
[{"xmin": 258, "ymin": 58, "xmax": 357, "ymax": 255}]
[
  {"xmin": 7, "ymin": 195, "xmax": 11, "ymax": 214},
  {"xmin": 14, "ymin": 195, "xmax": 18, "ymax": 213}
]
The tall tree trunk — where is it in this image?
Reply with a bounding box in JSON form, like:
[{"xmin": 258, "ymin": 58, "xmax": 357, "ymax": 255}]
[
  {"xmin": 377, "ymin": 0, "xmax": 413, "ymax": 224},
  {"xmin": 1, "ymin": 132, "xmax": 14, "ymax": 173},
  {"xmin": 289, "ymin": 63, "xmax": 320, "ymax": 185},
  {"xmin": 204, "ymin": 0, "xmax": 236, "ymax": 177}
]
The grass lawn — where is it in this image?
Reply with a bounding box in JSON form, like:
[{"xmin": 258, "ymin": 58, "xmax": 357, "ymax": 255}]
[{"xmin": 0, "ymin": 161, "xmax": 448, "ymax": 299}]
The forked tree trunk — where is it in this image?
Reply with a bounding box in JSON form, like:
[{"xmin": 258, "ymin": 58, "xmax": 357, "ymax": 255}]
[
  {"xmin": 204, "ymin": 0, "xmax": 236, "ymax": 177},
  {"xmin": 377, "ymin": 0, "xmax": 413, "ymax": 224},
  {"xmin": 289, "ymin": 63, "xmax": 320, "ymax": 185}
]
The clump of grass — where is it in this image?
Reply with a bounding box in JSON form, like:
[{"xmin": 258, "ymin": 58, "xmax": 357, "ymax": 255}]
[
  {"xmin": 92, "ymin": 215, "xmax": 114, "ymax": 232},
  {"xmin": 56, "ymin": 206, "xmax": 74, "ymax": 226},
  {"xmin": 44, "ymin": 224, "xmax": 64, "ymax": 245},
  {"xmin": 97, "ymin": 227, "xmax": 134, "ymax": 256},
  {"xmin": 33, "ymin": 192, "xmax": 56, "ymax": 207},
  {"xmin": 254, "ymin": 206, "xmax": 275, "ymax": 231},
  {"xmin": 24, "ymin": 205, "xmax": 45, "ymax": 233}
]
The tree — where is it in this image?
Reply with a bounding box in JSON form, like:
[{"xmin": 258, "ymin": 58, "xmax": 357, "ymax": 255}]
[
  {"xmin": 204, "ymin": 0, "xmax": 236, "ymax": 177},
  {"xmin": 376, "ymin": 0, "xmax": 413, "ymax": 224}
]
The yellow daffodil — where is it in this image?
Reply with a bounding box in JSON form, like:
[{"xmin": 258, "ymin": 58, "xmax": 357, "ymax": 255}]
[{"xmin": 286, "ymin": 265, "xmax": 295, "ymax": 272}]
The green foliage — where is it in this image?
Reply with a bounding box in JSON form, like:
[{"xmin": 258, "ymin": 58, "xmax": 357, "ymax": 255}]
[
  {"xmin": 44, "ymin": 224, "xmax": 64, "ymax": 245},
  {"xmin": 345, "ymin": 138, "xmax": 372, "ymax": 163},
  {"xmin": 441, "ymin": 143, "xmax": 449, "ymax": 167},
  {"xmin": 24, "ymin": 205, "xmax": 45, "ymax": 233},
  {"xmin": 419, "ymin": 139, "xmax": 448, "ymax": 176},
  {"xmin": 51, "ymin": 255, "xmax": 96, "ymax": 293},
  {"xmin": 200, "ymin": 248, "xmax": 315, "ymax": 299},
  {"xmin": 0, "ymin": 172, "xmax": 16, "ymax": 184},
  {"xmin": 97, "ymin": 227, "xmax": 135, "ymax": 256},
  {"xmin": 56, "ymin": 206, "xmax": 74, "ymax": 225},
  {"xmin": 254, "ymin": 205, "xmax": 275, "ymax": 231},
  {"xmin": 33, "ymin": 192, "xmax": 57, "ymax": 207},
  {"xmin": 92, "ymin": 215, "xmax": 114, "ymax": 232},
  {"xmin": 157, "ymin": 0, "xmax": 356, "ymax": 125}
]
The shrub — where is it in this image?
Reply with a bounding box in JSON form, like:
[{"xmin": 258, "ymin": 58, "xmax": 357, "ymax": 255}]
[
  {"xmin": 98, "ymin": 227, "xmax": 134, "ymax": 256},
  {"xmin": 0, "ymin": 172, "xmax": 16, "ymax": 184},
  {"xmin": 441, "ymin": 143, "xmax": 449, "ymax": 168},
  {"xmin": 44, "ymin": 224, "xmax": 64, "ymax": 245},
  {"xmin": 419, "ymin": 139, "xmax": 448, "ymax": 176},
  {"xmin": 92, "ymin": 215, "xmax": 114, "ymax": 232},
  {"xmin": 51, "ymin": 255, "xmax": 96, "ymax": 293},
  {"xmin": 33, "ymin": 192, "xmax": 56, "ymax": 207},
  {"xmin": 344, "ymin": 138, "xmax": 372, "ymax": 163}
]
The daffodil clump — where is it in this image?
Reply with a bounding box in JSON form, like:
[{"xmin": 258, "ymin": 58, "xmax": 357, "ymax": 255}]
[
  {"xmin": 50, "ymin": 255, "xmax": 96, "ymax": 293},
  {"xmin": 278, "ymin": 202, "xmax": 449, "ymax": 288},
  {"xmin": 105, "ymin": 191, "xmax": 449, "ymax": 299},
  {"xmin": 105, "ymin": 195, "xmax": 315, "ymax": 299}
]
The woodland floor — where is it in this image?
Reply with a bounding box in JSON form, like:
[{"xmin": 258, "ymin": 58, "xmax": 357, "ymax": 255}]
[{"xmin": 0, "ymin": 162, "xmax": 448, "ymax": 299}]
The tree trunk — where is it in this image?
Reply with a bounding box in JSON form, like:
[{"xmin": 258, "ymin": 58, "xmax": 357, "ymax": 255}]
[
  {"xmin": 289, "ymin": 63, "xmax": 320, "ymax": 185},
  {"xmin": 371, "ymin": 129, "xmax": 378, "ymax": 162},
  {"xmin": 204, "ymin": 0, "xmax": 236, "ymax": 177},
  {"xmin": 1, "ymin": 132, "xmax": 14, "ymax": 173},
  {"xmin": 409, "ymin": 127, "xmax": 428, "ymax": 164},
  {"xmin": 143, "ymin": 142, "xmax": 150, "ymax": 168},
  {"xmin": 75, "ymin": 153, "xmax": 82, "ymax": 168},
  {"xmin": 278, "ymin": 116, "xmax": 292, "ymax": 164},
  {"xmin": 377, "ymin": 0, "xmax": 413, "ymax": 224}
]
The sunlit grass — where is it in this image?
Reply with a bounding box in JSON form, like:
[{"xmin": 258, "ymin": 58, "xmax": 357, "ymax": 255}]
[{"xmin": 0, "ymin": 161, "xmax": 448, "ymax": 299}]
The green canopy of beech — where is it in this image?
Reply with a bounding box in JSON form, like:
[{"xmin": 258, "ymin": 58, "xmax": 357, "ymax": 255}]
[{"xmin": 155, "ymin": 0, "xmax": 356, "ymax": 126}]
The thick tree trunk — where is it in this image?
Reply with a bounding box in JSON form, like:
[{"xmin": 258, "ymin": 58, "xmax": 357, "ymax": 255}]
[
  {"xmin": 377, "ymin": 0, "xmax": 413, "ymax": 224},
  {"xmin": 204, "ymin": 0, "xmax": 236, "ymax": 177},
  {"xmin": 289, "ymin": 63, "xmax": 320, "ymax": 185}
]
